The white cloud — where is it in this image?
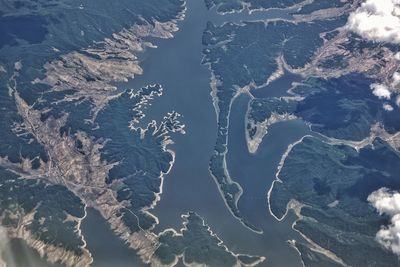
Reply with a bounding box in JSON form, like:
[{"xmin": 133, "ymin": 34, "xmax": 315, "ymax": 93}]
[
  {"xmin": 370, "ymin": 83, "xmax": 392, "ymax": 99},
  {"xmin": 369, "ymin": 73, "xmax": 400, "ymax": 104},
  {"xmin": 347, "ymin": 1, "xmax": 400, "ymax": 107},
  {"xmin": 383, "ymin": 103, "xmax": 394, "ymax": 111},
  {"xmin": 369, "ymin": 188, "xmax": 400, "ymax": 216},
  {"xmin": 368, "ymin": 188, "xmax": 400, "ymax": 255},
  {"xmin": 347, "ymin": 0, "xmax": 400, "ymax": 44},
  {"xmin": 392, "ymin": 72, "xmax": 400, "ymax": 87}
]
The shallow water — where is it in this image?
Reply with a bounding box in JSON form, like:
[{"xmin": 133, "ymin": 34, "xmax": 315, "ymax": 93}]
[{"xmin": 251, "ymin": 72, "xmax": 302, "ymax": 99}]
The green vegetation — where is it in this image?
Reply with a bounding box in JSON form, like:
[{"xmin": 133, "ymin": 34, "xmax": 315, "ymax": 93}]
[
  {"xmin": 153, "ymin": 212, "xmax": 264, "ymax": 266},
  {"xmin": 294, "ymin": 242, "xmax": 343, "ymax": 267},
  {"xmin": 202, "ymin": 13, "xmax": 346, "ymax": 229},
  {"xmin": 248, "ymin": 75, "xmax": 400, "ymax": 141},
  {"xmin": 269, "ymin": 137, "xmax": 400, "ymax": 266},
  {"xmin": 0, "ymin": 0, "xmax": 186, "ymax": 259},
  {"xmin": 0, "ymin": 167, "xmax": 85, "ymax": 255}
]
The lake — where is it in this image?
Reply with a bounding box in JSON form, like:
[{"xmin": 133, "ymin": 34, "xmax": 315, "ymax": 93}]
[
  {"xmin": 124, "ymin": 0, "xmax": 309, "ymax": 266},
  {"xmin": 4, "ymin": 0, "xmax": 309, "ymax": 266}
]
